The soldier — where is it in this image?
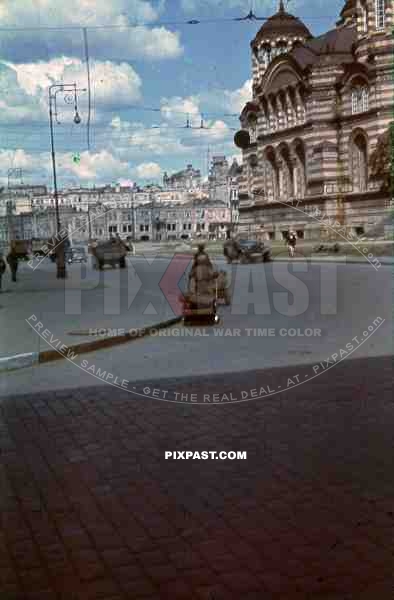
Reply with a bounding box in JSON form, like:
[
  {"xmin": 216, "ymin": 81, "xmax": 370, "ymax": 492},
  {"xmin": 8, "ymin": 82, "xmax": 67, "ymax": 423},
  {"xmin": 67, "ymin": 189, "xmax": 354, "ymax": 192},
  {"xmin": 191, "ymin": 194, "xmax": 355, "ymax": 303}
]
[
  {"xmin": 216, "ymin": 270, "xmax": 231, "ymax": 306},
  {"xmin": 7, "ymin": 244, "xmax": 19, "ymax": 282},
  {"xmin": 0, "ymin": 252, "xmax": 6, "ymax": 291},
  {"xmin": 188, "ymin": 244, "xmax": 218, "ymax": 305}
]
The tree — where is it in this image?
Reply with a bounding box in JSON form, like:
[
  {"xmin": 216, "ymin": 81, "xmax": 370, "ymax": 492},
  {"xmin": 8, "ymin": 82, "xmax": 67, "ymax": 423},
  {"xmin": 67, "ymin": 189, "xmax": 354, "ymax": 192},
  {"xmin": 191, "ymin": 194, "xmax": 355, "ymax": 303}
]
[{"xmin": 369, "ymin": 122, "xmax": 394, "ymax": 192}]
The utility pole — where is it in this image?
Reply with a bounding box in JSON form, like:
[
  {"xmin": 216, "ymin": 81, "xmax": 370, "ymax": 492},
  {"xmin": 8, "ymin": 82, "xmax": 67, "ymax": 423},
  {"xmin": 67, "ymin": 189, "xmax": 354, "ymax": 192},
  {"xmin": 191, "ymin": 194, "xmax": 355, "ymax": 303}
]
[
  {"xmin": 132, "ymin": 195, "xmax": 136, "ymax": 242},
  {"xmin": 48, "ymin": 83, "xmax": 85, "ymax": 278},
  {"xmin": 6, "ymin": 197, "xmax": 15, "ymax": 245},
  {"xmin": 87, "ymin": 201, "xmax": 92, "ymax": 239}
]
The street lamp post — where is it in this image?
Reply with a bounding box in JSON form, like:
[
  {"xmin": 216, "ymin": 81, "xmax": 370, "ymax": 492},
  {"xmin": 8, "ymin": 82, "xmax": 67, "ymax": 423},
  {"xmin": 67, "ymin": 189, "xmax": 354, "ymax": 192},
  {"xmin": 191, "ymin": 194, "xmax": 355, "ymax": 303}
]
[
  {"xmin": 48, "ymin": 83, "xmax": 85, "ymax": 278},
  {"xmin": 132, "ymin": 196, "xmax": 136, "ymax": 242}
]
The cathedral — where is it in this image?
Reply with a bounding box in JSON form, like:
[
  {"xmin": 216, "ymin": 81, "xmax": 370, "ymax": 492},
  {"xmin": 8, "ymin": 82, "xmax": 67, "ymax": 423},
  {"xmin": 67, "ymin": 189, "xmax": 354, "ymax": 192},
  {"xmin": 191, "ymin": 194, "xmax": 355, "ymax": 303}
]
[{"xmin": 235, "ymin": 0, "xmax": 393, "ymax": 240}]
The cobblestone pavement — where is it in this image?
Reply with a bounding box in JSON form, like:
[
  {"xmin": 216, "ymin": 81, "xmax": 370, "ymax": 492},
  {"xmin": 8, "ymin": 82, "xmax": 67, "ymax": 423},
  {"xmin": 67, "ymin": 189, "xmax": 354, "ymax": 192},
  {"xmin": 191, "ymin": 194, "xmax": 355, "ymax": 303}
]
[{"xmin": 0, "ymin": 355, "xmax": 393, "ymax": 599}]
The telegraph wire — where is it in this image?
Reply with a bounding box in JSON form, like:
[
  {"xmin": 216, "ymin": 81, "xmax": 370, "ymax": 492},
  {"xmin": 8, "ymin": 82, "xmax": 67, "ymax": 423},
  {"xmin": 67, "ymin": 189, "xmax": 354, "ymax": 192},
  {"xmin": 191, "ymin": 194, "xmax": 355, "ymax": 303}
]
[
  {"xmin": 0, "ymin": 12, "xmax": 342, "ymax": 32},
  {"xmin": 0, "ymin": 106, "xmax": 240, "ymax": 123}
]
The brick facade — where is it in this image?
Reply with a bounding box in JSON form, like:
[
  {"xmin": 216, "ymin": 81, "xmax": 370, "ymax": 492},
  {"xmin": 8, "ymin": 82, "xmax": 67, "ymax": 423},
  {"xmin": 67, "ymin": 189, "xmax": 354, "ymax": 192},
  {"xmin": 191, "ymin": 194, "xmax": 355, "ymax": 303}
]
[{"xmin": 236, "ymin": 0, "xmax": 393, "ymax": 240}]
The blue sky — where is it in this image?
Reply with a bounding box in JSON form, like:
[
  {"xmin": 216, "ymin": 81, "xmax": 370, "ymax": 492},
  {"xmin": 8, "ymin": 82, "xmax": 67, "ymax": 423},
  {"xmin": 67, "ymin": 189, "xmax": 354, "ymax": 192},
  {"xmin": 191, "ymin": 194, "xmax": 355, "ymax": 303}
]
[{"xmin": 0, "ymin": 0, "xmax": 344, "ymax": 188}]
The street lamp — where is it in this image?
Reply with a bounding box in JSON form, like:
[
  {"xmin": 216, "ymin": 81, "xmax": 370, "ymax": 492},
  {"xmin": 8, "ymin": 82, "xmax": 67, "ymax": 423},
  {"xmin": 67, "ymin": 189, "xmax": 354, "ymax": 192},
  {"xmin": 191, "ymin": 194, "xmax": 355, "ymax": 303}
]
[{"xmin": 48, "ymin": 83, "xmax": 85, "ymax": 278}]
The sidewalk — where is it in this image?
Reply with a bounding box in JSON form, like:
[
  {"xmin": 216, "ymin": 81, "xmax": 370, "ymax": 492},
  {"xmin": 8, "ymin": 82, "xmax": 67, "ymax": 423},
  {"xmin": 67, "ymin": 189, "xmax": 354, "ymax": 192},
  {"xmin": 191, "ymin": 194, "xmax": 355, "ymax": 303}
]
[
  {"xmin": 154, "ymin": 255, "xmax": 394, "ymax": 265},
  {"xmin": 0, "ymin": 355, "xmax": 393, "ymax": 599},
  {"xmin": 132, "ymin": 240, "xmax": 394, "ymax": 264},
  {"xmin": 0, "ymin": 260, "xmax": 182, "ymax": 361}
]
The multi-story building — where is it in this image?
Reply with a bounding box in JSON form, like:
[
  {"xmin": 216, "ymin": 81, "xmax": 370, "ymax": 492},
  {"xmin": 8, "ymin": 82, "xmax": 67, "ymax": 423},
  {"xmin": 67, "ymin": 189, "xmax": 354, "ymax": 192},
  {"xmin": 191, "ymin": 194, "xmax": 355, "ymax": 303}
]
[
  {"xmin": 31, "ymin": 207, "xmax": 81, "ymax": 240},
  {"xmin": 0, "ymin": 188, "xmax": 35, "ymax": 246},
  {"xmin": 235, "ymin": 0, "xmax": 393, "ymax": 240},
  {"xmin": 2, "ymin": 198, "xmax": 233, "ymax": 244},
  {"xmin": 208, "ymin": 156, "xmax": 229, "ymax": 204},
  {"xmin": 163, "ymin": 164, "xmax": 201, "ymax": 190},
  {"xmin": 1, "ymin": 153, "xmax": 240, "ymax": 243}
]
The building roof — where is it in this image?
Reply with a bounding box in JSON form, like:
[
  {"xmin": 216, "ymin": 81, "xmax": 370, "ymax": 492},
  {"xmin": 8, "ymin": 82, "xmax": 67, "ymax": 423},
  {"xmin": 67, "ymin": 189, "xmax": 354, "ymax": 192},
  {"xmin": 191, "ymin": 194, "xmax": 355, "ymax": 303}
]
[
  {"xmin": 340, "ymin": 0, "xmax": 356, "ymax": 18},
  {"xmin": 288, "ymin": 26, "xmax": 357, "ymax": 70},
  {"xmin": 306, "ymin": 26, "xmax": 356, "ymax": 55},
  {"xmin": 251, "ymin": 1, "xmax": 311, "ymax": 48}
]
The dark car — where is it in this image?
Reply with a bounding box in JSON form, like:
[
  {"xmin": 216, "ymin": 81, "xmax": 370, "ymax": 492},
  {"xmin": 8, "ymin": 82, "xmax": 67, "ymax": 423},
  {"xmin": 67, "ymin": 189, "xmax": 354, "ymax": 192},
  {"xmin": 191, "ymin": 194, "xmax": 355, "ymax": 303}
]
[
  {"xmin": 238, "ymin": 239, "xmax": 262, "ymax": 252},
  {"xmin": 224, "ymin": 238, "xmax": 272, "ymax": 264}
]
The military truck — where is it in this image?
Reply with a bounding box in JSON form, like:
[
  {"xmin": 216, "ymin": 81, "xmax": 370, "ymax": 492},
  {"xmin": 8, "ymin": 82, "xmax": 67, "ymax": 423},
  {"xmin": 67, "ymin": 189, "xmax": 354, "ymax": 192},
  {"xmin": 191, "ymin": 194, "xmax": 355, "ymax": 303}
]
[
  {"xmin": 9, "ymin": 240, "xmax": 31, "ymax": 261},
  {"xmin": 90, "ymin": 237, "xmax": 129, "ymax": 270},
  {"xmin": 32, "ymin": 238, "xmax": 52, "ymax": 257},
  {"xmin": 224, "ymin": 238, "xmax": 272, "ymax": 264}
]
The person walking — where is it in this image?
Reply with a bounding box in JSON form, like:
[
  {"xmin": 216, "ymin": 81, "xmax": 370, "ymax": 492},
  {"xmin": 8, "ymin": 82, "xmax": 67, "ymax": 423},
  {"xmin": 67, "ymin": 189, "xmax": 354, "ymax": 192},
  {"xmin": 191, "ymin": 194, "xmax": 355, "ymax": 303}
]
[
  {"xmin": 7, "ymin": 245, "xmax": 18, "ymax": 282},
  {"xmin": 0, "ymin": 253, "xmax": 6, "ymax": 291},
  {"xmin": 287, "ymin": 230, "xmax": 297, "ymax": 257}
]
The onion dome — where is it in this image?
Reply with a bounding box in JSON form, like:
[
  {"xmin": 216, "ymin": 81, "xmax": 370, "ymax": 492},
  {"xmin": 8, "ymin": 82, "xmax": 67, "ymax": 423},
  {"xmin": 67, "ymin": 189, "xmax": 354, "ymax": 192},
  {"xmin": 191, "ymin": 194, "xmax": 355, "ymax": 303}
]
[{"xmin": 251, "ymin": 0, "xmax": 312, "ymax": 50}]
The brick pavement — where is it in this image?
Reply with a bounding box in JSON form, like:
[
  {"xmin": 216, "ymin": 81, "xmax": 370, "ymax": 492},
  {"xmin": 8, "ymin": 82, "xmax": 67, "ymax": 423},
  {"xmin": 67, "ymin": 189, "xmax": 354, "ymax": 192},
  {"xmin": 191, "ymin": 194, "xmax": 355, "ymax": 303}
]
[{"xmin": 0, "ymin": 355, "xmax": 393, "ymax": 599}]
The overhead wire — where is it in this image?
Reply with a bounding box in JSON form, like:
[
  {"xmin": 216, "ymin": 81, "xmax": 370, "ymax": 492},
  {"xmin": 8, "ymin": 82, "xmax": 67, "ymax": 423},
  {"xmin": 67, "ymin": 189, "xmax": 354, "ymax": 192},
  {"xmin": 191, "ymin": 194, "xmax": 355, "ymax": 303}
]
[
  {"xmin": 0, "ymin": 11, "xmax": 341, "ymax": 32},
  {"xmin": 0, "ymin": 6, "xmax": 341, "ymax": 180},
  {"xmin": 0, "ymin": 105, "xmax": 240, "ymax": 122}
]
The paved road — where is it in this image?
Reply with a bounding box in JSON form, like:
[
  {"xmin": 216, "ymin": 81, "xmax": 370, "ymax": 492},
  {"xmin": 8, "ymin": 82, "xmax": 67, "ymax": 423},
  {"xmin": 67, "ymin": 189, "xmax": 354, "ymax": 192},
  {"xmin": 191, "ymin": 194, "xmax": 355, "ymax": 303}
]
[
  {"xmin": 0, "ymin": 260, "xmax": 391, "ymax": 397},
  {"xmin": 0, "ymin": 356, "xmax": 393, "ymax": 599},
  {"xmin": 0, "ymin": 257, "xmax": 185, "ymax": 358}
]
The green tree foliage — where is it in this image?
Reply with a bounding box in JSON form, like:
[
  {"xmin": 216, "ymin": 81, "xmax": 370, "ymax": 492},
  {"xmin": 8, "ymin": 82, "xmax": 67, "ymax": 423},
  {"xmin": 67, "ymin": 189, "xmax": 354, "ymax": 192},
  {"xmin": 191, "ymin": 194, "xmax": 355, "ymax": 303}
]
[{"xmin": 369, "ymin": 122, "xmax": 394, "ymax": 192}]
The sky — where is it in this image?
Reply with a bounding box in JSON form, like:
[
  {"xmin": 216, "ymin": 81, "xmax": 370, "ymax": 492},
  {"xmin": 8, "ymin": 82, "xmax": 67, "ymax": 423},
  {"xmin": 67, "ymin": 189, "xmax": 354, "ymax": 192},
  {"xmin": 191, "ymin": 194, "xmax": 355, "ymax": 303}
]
[{"xmin": 0, "ymin": 0, "xmax": 345, "ymax": 189}]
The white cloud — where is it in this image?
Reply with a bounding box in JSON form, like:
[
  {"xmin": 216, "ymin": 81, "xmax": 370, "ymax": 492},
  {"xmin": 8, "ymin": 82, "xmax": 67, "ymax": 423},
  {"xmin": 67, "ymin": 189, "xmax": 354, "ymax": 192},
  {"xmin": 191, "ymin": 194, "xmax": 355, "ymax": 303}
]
[
  {"xmin": 160, "ymin": 95, "xmax": 201, "ymax": 125},
  {"xmin": 5, "ymin": 57, "xmax": 142, "ymax": 110},
  {"xmin": 0, "ymin": 148, "xmax": 42, "ymax": 171},
  {"xmin": 106, "ymin": 107, "xmax": 233, "ymax": 164},
  {"xmin": 0, "ymin": 63, "xmax": 45, "ymax": 123},
  {"xmin": 127, "ymin": 26, "xmax": 183, "ymax": 60},
  {"xmin": 181, "ymin": 0, "xmax": 275, "ymax": 12},
  {"xmin": 62, "ymin": 150, "xmax": 131, "ymax": 180},
  {"xmin": 223, "ymin": 79, "xmax": 253, "ymax": 113},
  {"xmin": 132, "ymin": 162, "xmax": 162, "ymax": 179},
  {"xmin": 0, "ymin": 1, "xmax": 182, "ymax": 62},
  {"xmin": 0, "ymin": 147, "xmax": 132, "ymax": 184},
  {"xmin": 159, "ymin": 95, "xmax": 233, "ymax": 139},
  {"xmin": 0, "ymin": 0, "xmax": 161, "ymax": 27},
  {"xmin": 0, "ymin": 145, "xmax": 167, "ymax": 186},
  {"xmin": 111, "ymin": 121, "xmax": 189, "ymax": 158}
]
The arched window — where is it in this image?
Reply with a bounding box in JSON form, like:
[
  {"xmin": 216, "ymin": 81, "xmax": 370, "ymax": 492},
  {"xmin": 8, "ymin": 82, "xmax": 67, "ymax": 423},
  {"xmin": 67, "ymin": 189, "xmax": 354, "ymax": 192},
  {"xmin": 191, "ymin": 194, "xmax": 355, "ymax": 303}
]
[
  {"xmin": 258, "ymin": 45, "xmax": 271, "ymax": 69},
  {"xmin": 264, "ymin": 148, "xmax": 277, "ymax": 201},
  {"xmin": 271, "ymin": 46, "xmax": 279, "ymax": 59},
  {"xmin": 276, "ymin": 42, "xmax": 287, "ymax": 56},
  {"xmin": 352, "ymin": 85, "xmax": 369, "ymax": 114},
  {"xmin": 360, "ymin": 1, "xmax": 368, "ymax": 32},
  {"xmin": 352, "ymin": 132, "xmax": 368, "ymax": 192},
  {"xmin": 292, "ymin": 139, "xmax": 307, "ymax": 198},
  {"xmin": 248, "ymin": 115, "xmax": 257, "ymax": 143},
  {"xmin": 375, "ymin": 0, "xmax": 385, "ymax": 30}
]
